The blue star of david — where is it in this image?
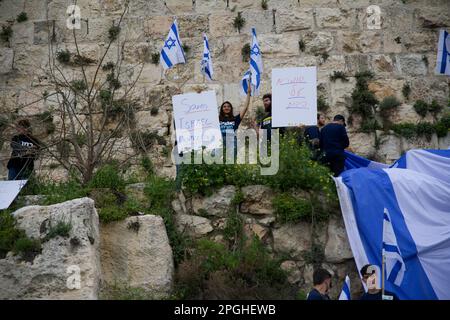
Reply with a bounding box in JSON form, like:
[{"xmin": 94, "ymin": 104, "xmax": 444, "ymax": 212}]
[
  {"xmin": 251, "ymin": 44, "xmax": 260, "ymax": 56},
  {"xmin": 164, "ymin": 37, "xmax": 177, "ymax": 50}
]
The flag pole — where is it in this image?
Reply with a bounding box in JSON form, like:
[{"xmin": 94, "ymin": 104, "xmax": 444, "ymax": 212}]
[{"xmin": 382, "ymin": 248, "xmax": 386, "ymax": 298}]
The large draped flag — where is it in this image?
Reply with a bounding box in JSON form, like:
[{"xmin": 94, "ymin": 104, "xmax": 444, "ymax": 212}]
[
  {"xmin": 201, "ymin": 33, "xmax": 213, "ymax": 81},
  {"xmin": 334, "ymin": 149, "xmax": 450, "ymax": 299},
  {"xmin": 435, "ymin": 29, "xmax": 450, "ymax": 76},
  {"xmin": 160, "ymin": 20, "xmax": 186, "ymax": 70},
  {"xmin": 240, "ymin": 27, "xmax": 262, "ymax": 96},
  {"xmin": 338, "ymin": 275, "xmax": 351, "ymax": 300},
  {"xmin": 201, "ymin": 33, "xmax": 214, "ymax": 81}
]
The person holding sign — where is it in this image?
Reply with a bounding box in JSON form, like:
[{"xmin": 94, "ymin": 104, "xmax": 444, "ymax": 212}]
[
  {"xmin": 7, "ymin": 119, "xmax": 41, "ymax": 180},
  {"xmin": 219, "ymin": 85, "xmax": 252, "ymax": 150},
  {"xmin": 256, "ymin": 93, "xmax": 286, "ymax": 141}
]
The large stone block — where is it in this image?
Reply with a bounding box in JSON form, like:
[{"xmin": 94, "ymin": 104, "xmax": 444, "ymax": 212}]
[
  {"xmin": 178, "ymin": 14, "xmax": 209, "ymax": 38},
  {"xmin": 339, "ymin": 31, "xmax": 382, "ymax": 54},
  {"xmin": 192, "ymin": 186, "xmax": 237, "ymax": 217},
  {"xmin": 416, "ymin": 6, "xmax": 450, "ymax": 28},
  {"xmin": 273, "ymin": 223, "xmax": 311, "ymax": 259},
  {"xmin": 100, "ymin": 215, "xmax": 174, "ymax": 298},
  {"xmin": 301, "ymin": 31, "xmax": 334, "ymax": 55},
  {"xmin": 259, "ymin": 33, "xmax": 300, "ymax": 57},
  {"xmin": 395, "ymin": 54, "xmax": 428, "ymax": 76},
  {"xmin": 0, "ymin": 48, "xmax": 14, "ymax": 75},
  {"xmin": 0, "ymin": 198, "xmax": 101, "ymax": 299},
  {"xmin": 324, "ymin": 216, "xmax": 353, "ymax": 263},
  {"xmin": 240, "ymin": 185, "xmax": 274, "ymax": 215},
  {"xmin": 315, "ymin": 8, "xmax": 357, "ymax": 29},
  {"xmin": 175, "ymin": 214, "xmax": 214, "ymax": 238},
  {"xmin": 276, "ymin": 7, "xmax": 313, "ymax": 33}
]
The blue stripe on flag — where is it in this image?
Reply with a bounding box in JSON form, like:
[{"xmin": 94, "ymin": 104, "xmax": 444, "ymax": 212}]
[
  {"xmin": 440, "ymin": 31, "xmax": 448, "ymax": 74},
  {"xmin": 387, "ymin": 260, "xmax": 403, "ymax": 284},
  {"xmin": 383, "ymin": 243, "xmax": 400, "ymax": 254},
  {"xmin": 161, "ymin": 50, "xmax": 173, "ymax": 68},
  {"xmin": 343, "ymin": 282, "xmax": 351, "ymax": 299},
  {"xmin": 341, "ymin": 169, "xmax": 438, "ymax": 299}
]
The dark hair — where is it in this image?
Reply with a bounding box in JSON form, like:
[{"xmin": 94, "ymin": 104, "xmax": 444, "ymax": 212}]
[
  {"xmin": 313, "ymin": 268, "xmax": 332, "ymax": 285},
  {"xmin": 262, "ymin": 93, "xmax": 272, "ymax": 101},
  {"xmin": 219, "ymin": 101, "xmax": 235, "ymax": 121},
  {"xmin": 317, "ymin": 113, "xmax": 322, "ymax": 120},
  {"xmin": 360, "ymin": 264, "xmax": 375, "ymax": 276}
]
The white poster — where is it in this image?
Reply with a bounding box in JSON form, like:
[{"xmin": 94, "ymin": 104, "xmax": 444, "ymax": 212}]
[
  {"xmin": 172, "ymin": 90, "xmax": 222, "ymax": 152},
  {"xmin": 0, "ymin": 180, "xmax": 27, "ymax": 210},
  {"xmin": 272, "ymin": 66, "xmax": 317, "ymax": 127}
]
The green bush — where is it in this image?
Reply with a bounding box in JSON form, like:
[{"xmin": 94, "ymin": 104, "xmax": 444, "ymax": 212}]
[
  {"xmin": 350, "ymin": 71, "xmax": 378, "ymax": 120},
  {"xmin": 429, "ymin": 100, "xmax": 443, "ymax": 117},
  {"xmin": 435, "ymin": 113, "xmax": 450, "ymax": 138},
  {"xmin": 233, "ymin": 12, "xmax": 246, "ymax": 33},
  {"xmin": 379, "ymin": 96, "xmax": 401, "ymax": 120},
  {"xmin": 175, "ymin": 238, "xmax": 295, "ymax": 299},
  {"xmin": 98, "ymin": 205, "xmax": 129, "ymax": 223},
  {"xmin": 415, "ymin": 122, "xmax": 436, "ymax": 141},
  {"xmin": 17, "ymin": 12, "xmax": 28, "ymax": 23},
  {"xmin": 13, "ymin": 236, "xmax": 42, "ymax": 262},
  {"xmin": 360, "ymin": 119, "xmax": 381, "ymax": 133},
  {"xmin": 329, "ymin": 71, "xmax": 349, "ymax": 82},
  {"xmin": 402, "ymin": 83, "xmax": 411, "ymax": 100},
  {"xmin": 44, "ymin": 220, "xmax": 72, "ymax": 241},
  {"xmin": 0, "ymin": 210, "xmax": 23, "ymax": 258},
  {"xmin": 89, "ymin": 164, "xmax": 126, "ymax": 191},
  {"xmin": 1, "ymin": 25, "xmax": 13, "ymax": 43},
  {"xmin": 222, "ymin": 211, "xmax": 244, "ymax": 244},
  {"xmin": 413, "ymin": 100, "xmax": 428, "ymax": 118},
  {"xmin": 273, "ymin": 193, "xmax": 312, "ymax": 223},
  {"xmin": 391, "ymin": 123, "xmax": 417, "ymax": 139}
]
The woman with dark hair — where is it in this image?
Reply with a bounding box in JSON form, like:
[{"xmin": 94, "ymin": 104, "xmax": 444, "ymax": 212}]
[{"xmin": 219, "ymin": 86, "xmax": 251, "ymax": 149}]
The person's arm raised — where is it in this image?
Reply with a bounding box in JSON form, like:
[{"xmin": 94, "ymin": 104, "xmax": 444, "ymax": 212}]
[{"xmin": 239, "ymin": 85, "xmax": 252, "ymax": 119}]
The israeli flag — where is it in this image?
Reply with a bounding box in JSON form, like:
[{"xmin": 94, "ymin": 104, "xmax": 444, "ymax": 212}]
[
  {"xmin": 345, "ymin": 151, "xmax": 389, "ymax": 171},
  {"xmin": 338, "ymin": 275, "xmax": 351, "ymax": 300},
  {"xmin": 435, "ymin": 29, "xmax": 450, "ymax": 76},
  {"xmin": 383, "ymin": 208, "xmax": 406, "ymax": 287},
  {"xmin": 160, "ymin": 20, "xmax": 186, "ymax": 70},
  {"xmin": 335, "ymin": 150, "xmax": 450, "ymax": 299},
  {"xmin": 201, "ymin": 33, "xmax": 213, "ymax": 81},
  {"xmin": 240, "ymin": 69, "xmax": 251, "ymax": 95},
  {"xmin": 240, "ymin": 28, "xmax": 263, "ymax": 96}
]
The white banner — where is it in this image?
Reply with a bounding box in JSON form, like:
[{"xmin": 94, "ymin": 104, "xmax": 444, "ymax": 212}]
[
  {"xmin": 172, "ymin": 90, "xmax": 222, "ymax": 152},
  {"xmin": 0, "ymin": 180, "xmax": 27, "ymax": 210},
  {"xmin": 272, "ymin": 66, "xmax": 317, "ymax": 127}
]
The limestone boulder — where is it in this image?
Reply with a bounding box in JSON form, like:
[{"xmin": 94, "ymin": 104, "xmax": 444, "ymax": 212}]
[
  {"xmin": 175, "ymin": 214, "xmax": 213, "ymax": 238},
  {"xmin": 240, "ymin": 185, "xmax": 274, "ymax": 215},
  {"xmin": 192, "ymin": 186, "xmax": 236, "ymax": 217},
  {"xmin": 0, "ymin": 48, "xmax": 14, "ymax": 75},
  {"xmin": 324, "ymin": 217, "xmax": 353, "ymax": 263},
  {"xmin": 100, "ymin": 215, "xmax": 174, "ymax": 299},
  {"xmin": 0, "ymin": 198, "xmax": 101, "ymax": 299},
  {"xmin": 273, "ymin": 223, "xmax": 311, "ymax": 259}
]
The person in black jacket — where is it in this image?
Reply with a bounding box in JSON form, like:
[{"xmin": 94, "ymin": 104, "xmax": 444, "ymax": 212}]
[
  {"xmin": 306, "ymin": 268, "xmax": 332, "ymax": 300},
  {"xmin": 7, "ymin": 119, "xmax": 41, "ymax": 180},
  {"xmin": 319, "ymin": 114, "xmax": 349, "ymax": 177}
]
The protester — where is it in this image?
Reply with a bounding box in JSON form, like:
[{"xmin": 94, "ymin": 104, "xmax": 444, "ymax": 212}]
[
  {"xmin": 319, "ymin": 114, "xmax": 349, "ymax": 177},
  {"xmin": 219, "ymin": 85, "xmax": 251, "ymax": 151},
  {"xmin": 304, "ymin": 113, "xmax": 326, "ymax": 147},
  {"xmin": 359, "ymin": 264, "xmax": 399, "ymax": 300},
  {"xmin": 306, "ymin": 268, "xmax": 332, "ymax": 300},
  {"xmin": 7, "ymin": 119, "xmax": 41, "ymax": 180},
  {"xmin": 256, "ymin": 93, "xmax": 285, "ymax": 141}
]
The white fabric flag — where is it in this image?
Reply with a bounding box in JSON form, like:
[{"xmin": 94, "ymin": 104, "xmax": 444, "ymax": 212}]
[
  {"xmin": 435, "ymin": 29, "xmax": 450, "ymax": 76},
  {"xmin": 201, "ymin": 33, "xmax": 213, "ymax": 81},
  {"xmin": 160, "ymin": 20, "xmax": 186, "ymax": 70}
]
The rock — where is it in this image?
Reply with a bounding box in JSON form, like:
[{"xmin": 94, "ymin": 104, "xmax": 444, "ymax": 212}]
[
  {"xmin": 303, "ymin": 264, "xmax": 314, "ymax": 288},
  {"xmin": 395, "ymin": 54, "xmax": 428, "ymax": 76},
  {"xmin": 100, "ymin": 215, "xmax": 174, "ymax": 299},
  {"xmin": 339, "ymin": 31, "xmax": 382, "ymax": 53},
  {"xmin": 417, "ymin": 7, "xmax": 450, "ymax": 28},
  {"xmin": 175, "ymin": 214, "xmax": 213, "ymax": 238},
  {"xmin": 258, "ymin": 216, "xmax": 276, "ymax": 227},
  {"xmin": 273, "ymin": 223, "xmax": 311, "ymax": 259},
  {"xmin": 0, "ymin": 48, "xmax": 14, "ymax": 74},
  {"xmin": 0, "ymin": 198, "xmax": 101, "ymax": 299},
  {"xmin": 315, "ymin": 8, "xmax": 356, "ymax": 29},
  {"xmin": 259, "ymin": 33, "xmax": 300, "ymax": 57},
  {"xmin": 324, "ymin": 216, "xmax": 353, "ymax": 263},
  {"xmin": 302, "ymin": 31, "xmax": 334, "ymax": 55},
  {"xmin": 192, "ymin": 186, "xmax": 236, "ymax": 217},
  {"xmin": 244, "ymin": 223, "xmax": 269, "ymax": 241},
  {"xmin": 280, "ymin": 261, "xmax": 302, "ymax": 285},
  {"xmin": 276, "ymin": 8, "xmax": 313, "ymax": 32},
  {"xmin": 240, "ymin": 185, "xmax": 274, "ymax": 215}
]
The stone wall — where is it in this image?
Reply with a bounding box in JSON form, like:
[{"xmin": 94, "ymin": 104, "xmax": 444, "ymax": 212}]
[
  {"xmin": 172, "ymin": 185, "xmax": 363, "ymax": 299},
  {"xmin": 0, "ymin": 0, "xmax": 449, "ymax": 179}
]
